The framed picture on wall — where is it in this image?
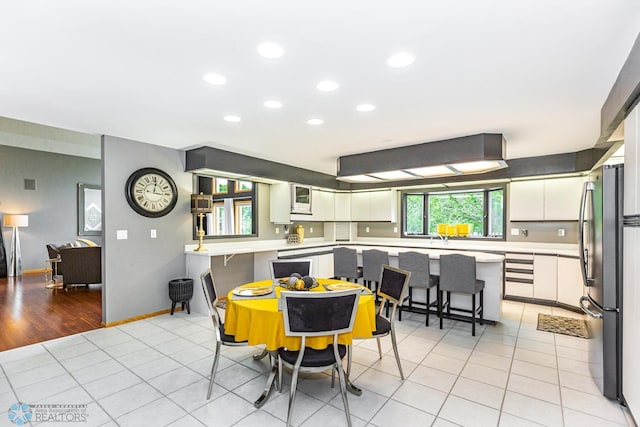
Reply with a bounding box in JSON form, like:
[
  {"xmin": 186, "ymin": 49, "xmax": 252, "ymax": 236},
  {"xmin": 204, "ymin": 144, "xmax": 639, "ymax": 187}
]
[{"xmin": 78, "ymin": 183, "xmax": 102, "ymax": 236}]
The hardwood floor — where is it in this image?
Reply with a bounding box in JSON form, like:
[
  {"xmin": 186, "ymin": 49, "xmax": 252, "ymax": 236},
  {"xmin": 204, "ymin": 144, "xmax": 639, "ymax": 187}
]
[{"xmin": 0, "ymin": 273, "xmax": 102, "ymax": 351}]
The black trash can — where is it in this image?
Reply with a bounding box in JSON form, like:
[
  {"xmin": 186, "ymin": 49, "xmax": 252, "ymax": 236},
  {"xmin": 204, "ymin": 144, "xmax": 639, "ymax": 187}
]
[{"xmin": 168, "ymin": 278, "xmax": 194, "ymax": 315}]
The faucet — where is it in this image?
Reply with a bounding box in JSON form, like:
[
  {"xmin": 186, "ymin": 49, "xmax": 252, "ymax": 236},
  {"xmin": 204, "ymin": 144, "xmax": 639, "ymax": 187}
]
[{"xmin": 438, "ymin": 234, "xmax": 449, "ymax": 245}]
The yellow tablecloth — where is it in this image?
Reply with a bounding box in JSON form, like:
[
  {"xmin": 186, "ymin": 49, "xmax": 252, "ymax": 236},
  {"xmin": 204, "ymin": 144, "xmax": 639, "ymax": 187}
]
[{"xmin": 225, "ymin": 278, "xmax": 376, "ymax": 351}]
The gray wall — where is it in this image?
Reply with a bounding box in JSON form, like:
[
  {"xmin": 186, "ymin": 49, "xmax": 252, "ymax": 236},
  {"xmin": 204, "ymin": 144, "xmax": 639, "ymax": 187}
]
[
  {"xmin": 102, "ymin": 136, "xmax": 192, "ymax": 324},
  {"xmin": 0, "ymin": 145, "xmax": 102, "ymax": 270}
]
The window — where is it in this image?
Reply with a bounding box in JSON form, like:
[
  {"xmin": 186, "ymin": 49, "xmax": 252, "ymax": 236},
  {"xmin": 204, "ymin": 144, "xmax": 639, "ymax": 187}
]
[
  {"xmin": 194, "ymin": 176, "xmax": 257, "ymax": 238},
  {"xmin": 402, "ymin": 187, "xmax": 504, "ymax": 238}
]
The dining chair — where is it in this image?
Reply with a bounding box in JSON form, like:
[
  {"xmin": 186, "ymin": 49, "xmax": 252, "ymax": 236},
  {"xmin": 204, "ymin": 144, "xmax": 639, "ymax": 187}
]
[
  {"xmin": 362, "ymin": 249, "xmax": 389, "ymax": 300},
  {"xmin": 438, "ymin": 254, "xmax": 485, "ymax": 336},
  {"xmin": 352, "ymin": 265, "xmax": 411, "ymax": 379},
  {"xmin": 278, "ymin": 289, "xmax": 361, "ymax": 427},
  {"xmin": 200, "ymin": 268, "xmax": 248, "ymax": 399},
  {"xmin": 398, "ymin": 251, "xmax": 440, "ymax": 326},
  {"xmin": 333, "ymin": 247, "xmax": 363, "ymax": 283},
  {"xmin": 269, "ymin": 258, "xmax": 312, "ymax": 280}
]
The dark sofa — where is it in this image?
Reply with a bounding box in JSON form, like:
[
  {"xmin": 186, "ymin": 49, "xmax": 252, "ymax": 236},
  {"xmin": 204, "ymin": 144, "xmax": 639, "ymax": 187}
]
[{"xmin": 59, "ymin": 246, "xmax": 102, "ymax": 289}]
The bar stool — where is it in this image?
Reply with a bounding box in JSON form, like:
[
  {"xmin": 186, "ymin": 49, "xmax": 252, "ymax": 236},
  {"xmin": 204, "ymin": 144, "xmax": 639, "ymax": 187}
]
[
  {"xmin": 333, "ymin": 247, "xmax": 363, "ymax": 283},
  {"xmin": 398, "ymin": 251, "xmax": 440, "ymax": 326},
  {"xmin": 362, "ymin": 249, "xmax": 389, "ymax": 299},
  {"xmin": 438, "ymin": 254, "xmax": 485, "ymax": 336}
]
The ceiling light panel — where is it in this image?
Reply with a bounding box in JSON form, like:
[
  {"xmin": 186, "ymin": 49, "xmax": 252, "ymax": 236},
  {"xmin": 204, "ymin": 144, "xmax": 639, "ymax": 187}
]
[
  {"xmin": 203, "ymin": 73, "xmax": 227, "ymax": 85},
  {"xmin": 257, "ymin": 42, "xmax": 284, "ymax": 59},
  {"xmin": 336, "ymin": 175, "xmax": 381, "ymax": 183},
  {"xmin": 316, "ymin": 80, "xmax": 339, "ymax": 92},
  {"xmin": 406, "ymin": 165, "xmax": 457, "ymax": 177},
  {"xmin": 450, "ymin": 160, "xmax": 506, "ymax": 174},
  {"xmin": 306, "ymin": 118, "xmax": 323, "ymax": 125},
  {"xmin": 224, "ymin": 115, "xmax": 241, "ymax": 123},
  {"xmin": 369, "ymin": 170, "xmax": 415, "ymax": 180}
]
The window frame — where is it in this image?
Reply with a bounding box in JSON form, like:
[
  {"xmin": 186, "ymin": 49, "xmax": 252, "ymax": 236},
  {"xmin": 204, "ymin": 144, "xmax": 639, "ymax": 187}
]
[
  {"xmin": 193, "ymin": 175, "xmax": 258, "ymax": 239},
  {"xmin": 401, "ymin": 184, "xmax": 506, "ymax": 240}
]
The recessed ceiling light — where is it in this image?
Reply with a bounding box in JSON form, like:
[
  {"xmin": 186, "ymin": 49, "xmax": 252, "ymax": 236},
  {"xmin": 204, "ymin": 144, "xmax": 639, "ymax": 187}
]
[
  {"xmin": 307, "ymin": 118, "xmax": 323, "ymax": 125},
  {"xmin": 224, "ymin": 115, "xmax": 241, "ymax": 123},
  {"xmin": 316, "ymin": 80, "xmax": 339, "ymax": 92},
  {"xmin": 387, "ymin": 52, "xmax": 415, "ymax": 68},
  {"xmin": 356, "ymin": 104, "xmax": 376, "ymax": 112},
  {"xmin": 264, "ymin": 100, "xmax": 283, "ymax": 109},
  {"xmin": 257, "ymin": 42, "xmax": 284, "ymax": 59},
  {"xmin": 203, "ymin": 73, "xmax": 227, "ymax": 85}
]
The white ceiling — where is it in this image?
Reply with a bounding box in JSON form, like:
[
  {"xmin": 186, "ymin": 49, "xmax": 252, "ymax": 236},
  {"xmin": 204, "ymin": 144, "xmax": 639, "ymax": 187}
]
[{"xmin": 1, "ymin": 1, "xmax": 639, "ymax": 175}]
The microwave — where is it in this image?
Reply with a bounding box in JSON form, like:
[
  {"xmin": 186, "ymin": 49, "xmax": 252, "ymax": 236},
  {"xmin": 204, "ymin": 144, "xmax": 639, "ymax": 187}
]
[{"xmin": 291, "ymin": 184, "xmax": 312, "ymax": 214}]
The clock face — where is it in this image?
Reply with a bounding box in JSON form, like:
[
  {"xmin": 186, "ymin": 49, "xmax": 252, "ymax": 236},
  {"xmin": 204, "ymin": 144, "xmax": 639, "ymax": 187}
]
[{"xmin": 125, "ymin": 168, "xmax": 178, "ymax": 217}]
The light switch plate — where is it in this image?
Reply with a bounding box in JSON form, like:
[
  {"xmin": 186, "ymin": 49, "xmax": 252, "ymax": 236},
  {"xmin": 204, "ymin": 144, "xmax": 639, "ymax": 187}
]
[
  {"xmin": 511, "ymin": 228, "xmax": 520, "ymax": 236},
  {"xmin": 275, "ymin": 227, "xmax": 280, "ymax": 234},
  {"xmin": 116, "ymin": 230, "xmax": 128, "ymax": 240},
  {"xmin": 365, "ymin": 227, "xmax": 370, "ymax": 233},
  {"xmin": 150, "ymin": 229, "xmax": 157, "ymax": 238}
]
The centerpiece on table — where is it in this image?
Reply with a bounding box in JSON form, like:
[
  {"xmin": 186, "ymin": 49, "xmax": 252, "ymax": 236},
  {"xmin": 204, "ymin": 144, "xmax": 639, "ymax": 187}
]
[{"xmin": 280, "ymin": 273, "xmax": 319, "ymax": 291}]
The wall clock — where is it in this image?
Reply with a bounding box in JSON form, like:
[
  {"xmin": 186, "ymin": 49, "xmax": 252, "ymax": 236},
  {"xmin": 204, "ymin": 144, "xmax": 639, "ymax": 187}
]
[{"xmin": 125, "ymin": 167, "xmax": 178, "ymax": 218}]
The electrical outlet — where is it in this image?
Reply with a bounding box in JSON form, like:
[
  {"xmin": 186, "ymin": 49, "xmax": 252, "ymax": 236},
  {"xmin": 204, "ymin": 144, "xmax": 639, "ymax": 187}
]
[
  {"xmin": 150, "ymin": 229, "xmax": 157, "ymax": 238},
  {"xmin": 393, "ymin": 226, "xmax": 398, "ymax": 233},
  {"xmin": 558, "ymin": 228, "xmax": 566, "ymax": 237},
  {"xmin": 116, "ymin": 230, "xmax": 128, "ymax": 240},
  {"xmin": 275, "ymin": 227, "xmax": 279, "ymax": 234},
  {"xmin": 510, "ymin": 228, "xmax": 520, "ymax": 236},
  {"xmin": 365, "ymin": 227, "xmax": 370, "ymax": 233},
  {"xmin": 309, "ymin": 227, "xmax": 313, "ymax": 233}
]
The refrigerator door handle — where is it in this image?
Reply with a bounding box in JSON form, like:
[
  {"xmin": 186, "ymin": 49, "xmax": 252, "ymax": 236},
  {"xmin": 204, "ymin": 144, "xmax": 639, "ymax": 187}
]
[
  {"xmin": 578, "ymin": 181, "xmax": 595, "ymax": 287},
  {"xmin": 579, "ymin": 295, "xmax": 603, "ymax": 319}
]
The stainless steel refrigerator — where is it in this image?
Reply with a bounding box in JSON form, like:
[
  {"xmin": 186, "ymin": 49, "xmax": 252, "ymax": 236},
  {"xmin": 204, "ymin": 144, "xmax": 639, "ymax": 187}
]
[{"xmin": 578, "ymin": 163, "xmax": 623, "ymax": 400}]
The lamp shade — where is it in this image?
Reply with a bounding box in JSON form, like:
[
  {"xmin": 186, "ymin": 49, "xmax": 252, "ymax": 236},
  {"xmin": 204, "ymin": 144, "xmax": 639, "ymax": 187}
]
[
  {"xmin": 2, "ymin": 214, "xmax": 28, "ymax": 228},
  {"xmin": 191, "ymin": 194, "xmax": 213, "ymax": 213}
]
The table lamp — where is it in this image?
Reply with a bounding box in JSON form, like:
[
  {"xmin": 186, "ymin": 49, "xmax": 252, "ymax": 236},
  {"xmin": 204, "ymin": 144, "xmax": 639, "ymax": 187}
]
[
  {"xmin": 2, "ymin": 214, "xmax": 29, "ymax": 277},
  {"xmin": 191, "ymin": 193, "xmax": 212, "ymax": 252}
]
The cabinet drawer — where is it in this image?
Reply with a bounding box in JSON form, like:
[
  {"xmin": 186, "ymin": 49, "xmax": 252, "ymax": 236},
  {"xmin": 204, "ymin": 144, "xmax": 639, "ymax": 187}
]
[
  {"xmin": 505, "ymin": 272, "xmax": 535, "ymax": 281},
  {"xmin": 505, "ymin": 282, "xmax": 534, "ymax": 298}
]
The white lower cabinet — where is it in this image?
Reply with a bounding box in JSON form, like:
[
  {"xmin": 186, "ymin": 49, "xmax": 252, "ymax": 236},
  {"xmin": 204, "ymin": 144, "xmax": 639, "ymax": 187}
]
[
  {"xmin": 557, "ymin": 256, "xmax": 582, "ymax": 307},
  {"xmin": 505, "ymin": 252, "xmax": 582, "ymax": 309},
  {"xmin": 533, "ymin": 255, "xmax": 557, "ymax": 301}
]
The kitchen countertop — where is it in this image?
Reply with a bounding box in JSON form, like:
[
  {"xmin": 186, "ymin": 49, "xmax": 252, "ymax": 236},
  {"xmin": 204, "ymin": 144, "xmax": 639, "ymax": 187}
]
[{"xmin": 185, "ymin": 237, "xmax": 578, "ymax": 257}]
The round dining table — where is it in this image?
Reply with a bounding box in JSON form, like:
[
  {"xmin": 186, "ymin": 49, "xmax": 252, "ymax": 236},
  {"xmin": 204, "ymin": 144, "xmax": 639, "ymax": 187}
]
[{"xmin": 224, "ymin": 278, "xmax": 376, "ymax": 407}]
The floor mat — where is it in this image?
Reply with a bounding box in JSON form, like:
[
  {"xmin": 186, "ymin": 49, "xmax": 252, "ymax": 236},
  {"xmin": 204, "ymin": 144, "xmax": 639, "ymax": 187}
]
[{"xmin": 536, "ymin": 313, "xmax": 589, "ymax": 338}]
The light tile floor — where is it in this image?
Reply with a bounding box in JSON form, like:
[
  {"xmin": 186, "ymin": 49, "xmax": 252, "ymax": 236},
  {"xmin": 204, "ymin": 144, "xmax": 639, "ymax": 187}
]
[{"xmin": 0, "ymin": 301, "xmax": 635, "ymax": 426}]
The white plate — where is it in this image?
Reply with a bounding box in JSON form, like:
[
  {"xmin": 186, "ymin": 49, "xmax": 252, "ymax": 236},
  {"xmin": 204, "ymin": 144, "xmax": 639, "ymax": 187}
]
[{"xmin": 233, "ymin": 287, "xmax": 273, "ymax": 297}]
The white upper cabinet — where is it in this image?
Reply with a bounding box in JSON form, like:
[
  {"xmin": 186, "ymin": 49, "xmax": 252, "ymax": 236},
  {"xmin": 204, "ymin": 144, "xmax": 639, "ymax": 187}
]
[
  {"xmin": 334, "ymin": 192, "xmax": 351, "ymax": 221},
  {"xmin": 509, "ymin": 177, "xmax": 583, "ymax": 221},
  {"xmin": 270, "ymin": 182, "xmax": 291, "ymax": 223},
  {"xmin": 543, "ymin": 177, "xmax": 583, "ymax": 220},
  {"xmin": 270, "ymin": 184, "xmax": 336, "ymax": 223},
  {"xmin": 369, "ymin": 189, "xmax": 397, "ymax": 222},
  {"xmin": 311, "ymin": 189, "xmax": 335, "ymax": 222},
  {"xmin": 510, "ymin": 181, "xmax": 544, "ymax": 220},
  {"xmin": 350, "ymin": 190, "xmax": 397, "ymax": 222},
  {"xmin": 350, "ymin": 192, "xmax": 370, "ymax": 221}
]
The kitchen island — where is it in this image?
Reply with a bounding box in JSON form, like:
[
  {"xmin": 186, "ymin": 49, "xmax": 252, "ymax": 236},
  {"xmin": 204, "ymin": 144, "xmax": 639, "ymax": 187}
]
[{"xmin": 184, "ymin": 238, "xmax": 506, "ymax": 322}]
